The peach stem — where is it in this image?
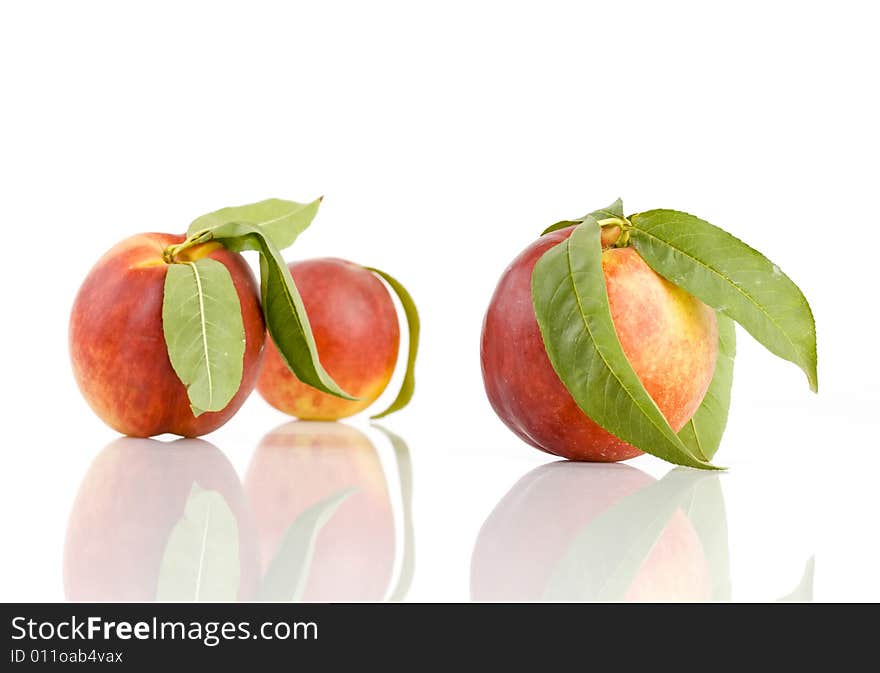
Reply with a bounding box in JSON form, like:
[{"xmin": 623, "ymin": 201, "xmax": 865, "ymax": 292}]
[{"xmin": 162, "ymin": 230, "xmax": 213, "ymax": 264}]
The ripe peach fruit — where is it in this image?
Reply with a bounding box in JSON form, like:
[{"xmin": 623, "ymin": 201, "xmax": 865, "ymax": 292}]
[
  {"xmin": 69, "ymin": 234, "xmax": 265, "ymax": 437},
  {"xmin": 257, "ymin": 258, "xmax": 399, "ymax": 420},
  {"xmin": 481, "ymin": 226, "xmax": 717, "ymax": 461}
]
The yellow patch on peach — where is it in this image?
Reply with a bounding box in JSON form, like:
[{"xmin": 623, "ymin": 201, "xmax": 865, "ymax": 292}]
[
  {"xmin": 602, "ymin": 247, "xmax": 717, "ymax": 431},
  {"xmin": 94, "ymin": 234, "xmax": 164, "ymax": 268},
  {"xmin": 176, "ymin": 241, "xmax": 225, "ymax": 262},
  {"xmin": 279, "ymin": 372, "xmax": 392, "ymax": 421}
]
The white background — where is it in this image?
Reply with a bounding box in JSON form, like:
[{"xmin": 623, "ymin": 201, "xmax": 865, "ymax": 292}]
[{"xmin": 0, "ymin": 1, "xmax": 877, "ymax": 602}]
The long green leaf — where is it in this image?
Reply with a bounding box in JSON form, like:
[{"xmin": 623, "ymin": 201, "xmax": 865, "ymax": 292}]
[
  {"xmin": 162, "ymin": 258, "xmax": 245, "ymax": 416},
  {"xmin": 208, "ymin": 223, "xmax": 356, "ymax": 400},
  {"xmin": 532, "ymin": 218, "xmax": 718, "ymax": 469},
  {"xmin": 366, "ymin": 268, "xmax": 420, "ymax": 419},
  {"xmin": 629, "ymin": 209, "xmax": 818, "ymax": 392},
  {"xmin": 541, "ymin": 197, "xmax": 624, "ymax": 235},
  {"xmin": 188, "ymin": 197, "xmax": 322, "ymax": 251},
  {"xmin": 156, "ymin": 483, "xmax": 240, "ymax": 601},
  {"xmin": 678, "ymin": 313, "xmax": 737, "ymax": 460}
]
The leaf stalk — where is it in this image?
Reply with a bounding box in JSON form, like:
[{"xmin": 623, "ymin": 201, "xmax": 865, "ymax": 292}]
[{"xmin": 162, "ymin": 230, "xmax": 214, "ymax": 264}]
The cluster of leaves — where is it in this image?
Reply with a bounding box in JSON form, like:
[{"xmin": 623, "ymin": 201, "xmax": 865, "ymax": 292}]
[
  {"xmin": 532, "ymin": 199, "xmax": 817, "ymax": 469},
  {"xmin": 161, "ymin": 198, "xmax": 418, "ymax": 419}
]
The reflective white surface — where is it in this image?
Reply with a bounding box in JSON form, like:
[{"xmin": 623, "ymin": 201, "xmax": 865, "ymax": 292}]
[
  {"xmin": 3, "ymin": 400, "xmax": 875, "ymax": 602},
  {"xmin": 60, "ymin": 423, "xmax": 414, "ymax": 603}
]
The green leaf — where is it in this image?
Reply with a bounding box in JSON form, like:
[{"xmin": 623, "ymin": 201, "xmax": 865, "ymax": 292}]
[
  {"xmin": 541, "ymin": 197, "xmax": 624, "ymax": 235},
  {"xmin": 532, "ymin": 218, "xmax": 719, "ymax": 470},
  {"xmin": 365, "ymin": 268, "xmax": 420, "ymax": 419},
  {"xmin": 258, "ymin": 488, "xmax": 355, "ymax": 601},
  {"xmin": 582, "ymin": 196, "xmax": 624, "ymax": 221},
  {"xmin": 188, "ymin": 197, "xmax": 322, "ymax": 251},
  {"xmin": 541, "ymin": 220, "xmax": 583, "ymax": 236},
  {"xmin": 629, "ymin": 209, "xmax": 818, "ymax": 392},
  {"xmin": 543, "ymin": 467, "xmax": 710, "ymax": 601},
  {"xmin": 156, "ymin": 483, "xmax": 240, "ymax": 601},
  {"xmin": 678, "ymin": 313, "xmax": 737, "ymax": 460},
  {"xmin": 162, "ymin": 258, "xmax": 246, "ymax": 416},
  {"xmin": 207, "ymin": 222, "xmax": 356, "ymax": 400}
]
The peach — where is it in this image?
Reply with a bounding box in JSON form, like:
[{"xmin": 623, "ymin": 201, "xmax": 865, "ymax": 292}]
[
  {"xmin": 69, "ymin": 233, "xmax": 265, "ymax": 437},
  {"xmin": 257, "ymin": 258, "xmax": 399, "ymax": 420},
  {"xmin": 481, "ymin": 226, "xmax": 718, "ymax": 461}
]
